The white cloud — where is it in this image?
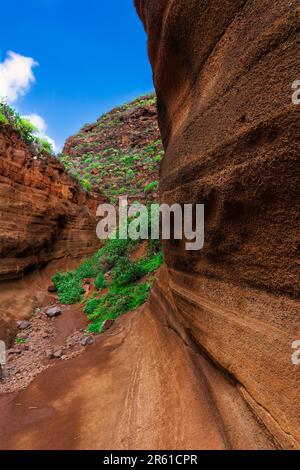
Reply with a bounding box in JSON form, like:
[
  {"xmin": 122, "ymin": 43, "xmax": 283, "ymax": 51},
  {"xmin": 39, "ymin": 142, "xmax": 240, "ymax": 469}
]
[
  {"xmin": 0, "ymin": 51, "xmax": 38, "ymax": 104},
  {"xmin": 23, "ymin": 113, "xmax": 57, "ymax": 152},
  {"xmin": 0, "ymin": 51, "xmax": 57, "ymax": 153}
]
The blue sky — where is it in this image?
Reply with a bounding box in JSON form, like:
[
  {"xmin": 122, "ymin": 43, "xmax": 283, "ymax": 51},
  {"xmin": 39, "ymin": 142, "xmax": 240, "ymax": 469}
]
[{"xmin": 0, "ymin": 0, "xmax": 153, "ymax": 151}]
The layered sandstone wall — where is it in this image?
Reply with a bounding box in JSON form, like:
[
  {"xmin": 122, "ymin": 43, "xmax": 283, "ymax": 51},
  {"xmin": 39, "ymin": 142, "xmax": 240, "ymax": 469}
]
[
  {"xmin": 136, "ymin": 0, "xmax": 300, "ymax": 448},
  {"xmin": 0, "ymin": 126, "xmax": 101, "ymax": 280}
]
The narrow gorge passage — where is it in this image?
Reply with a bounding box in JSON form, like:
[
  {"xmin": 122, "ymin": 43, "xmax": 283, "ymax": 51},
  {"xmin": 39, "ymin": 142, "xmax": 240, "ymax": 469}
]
[
  {"xmin": 0, "ymin": 301, "xmax": 276, "ymax": 450},
  {"xmin": 0, "ymin": 0, "xmax": 299, "ymax": 451}
]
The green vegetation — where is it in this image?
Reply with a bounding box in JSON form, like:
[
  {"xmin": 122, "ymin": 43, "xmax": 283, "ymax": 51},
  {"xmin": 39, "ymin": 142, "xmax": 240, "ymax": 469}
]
[
  {"xmin": 0, "ymin": 101, "xmax": 54, "ymax": 155},
  {"xmin": 86, "ymin": 282, "xmax": 151, "ymax": 333},
  {"xmin": 0, "ymin": 112, "xmax": 9, "ymax": 126},
  {"xmin": 81, "ymin": 179, "xmax": 93, "ymax": 192},
  {"xmin": 144, "ymin": 180, "xmax": 159, "ymax": 193},
  {"xmin": 15, "ymin": 337, "xmax": 28, "ymax": 345},
  {"xmin": 58, "ymin": 94, "xmax": 163, "ymax": 202},
  {"xmin": 94, "ymin": 273, "xmax": 107, "ymax": 290},
  {"xmin": 52, "ymin": 217, "xmax": 163, "ymax": 332}
]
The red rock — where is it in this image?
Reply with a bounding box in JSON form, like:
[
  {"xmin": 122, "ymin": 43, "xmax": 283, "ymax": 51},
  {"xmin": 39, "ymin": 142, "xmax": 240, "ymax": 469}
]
[
  {"xmin": 47, "ymin": 285, "xmax": 57, "ymax": 293},
  {"xmin": 102, "ymin": 319, "xmax": 114, "ymax": 332},
  {"xmin": 0, "ymin": 126, "xmax": 104, "ymax": 281},
  {"xmin": 45, "ymin": 306, "xmax": 62, "ymax": 318},
  {"xmin": 136, "ymin": 0, "xmax": 300, "ymax": 449}
]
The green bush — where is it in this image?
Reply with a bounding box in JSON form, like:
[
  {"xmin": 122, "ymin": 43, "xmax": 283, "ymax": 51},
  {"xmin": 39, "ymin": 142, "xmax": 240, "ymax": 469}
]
[
  {"xmin": 52, "ymin": 256, "xmax": 101, "ymax": 304},
  {"xmin": 0, "ymin": 113, "xmax": 8, "ymax": 126},
  {"xmin": 52, "ymin": 271, "xmax": 84, "ymax": 304},
  {"xmin": 144, "ymin": 181, "xmax": 159, "ymax": 192},
  {"xmin": 126, "ymin": 169, "xmax": 135, "ymax": 179},
  {"xmin": 112, "ymin": 257, "xmax": 144, "ymax": 286},
  {"xmin": 87, "ymin": 282, "xmax": 151, "ymax": 333},
  {"xmin": 0, "ymin": 102, "xmax": 54, "ymax": 154},
  {"xmin": 94, "ymin": 273, "xmax": 107, "ymax": 290},
  {"xmin": 35, "ymin": 137, "xmax": 53, "ymax": 154},
  {"xmin": 81, "ymin": 179, "xmax": 92, "ymax": 192}
]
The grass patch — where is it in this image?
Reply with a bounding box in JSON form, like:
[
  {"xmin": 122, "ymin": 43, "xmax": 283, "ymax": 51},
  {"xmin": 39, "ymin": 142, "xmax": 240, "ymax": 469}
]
[
  {"xmin": 94, "ymin": 273, "xmax": 107, "ymax": 290},
  {"xmin": 15, "ymin": 338, "xmax": 28, "ymax": 345}
]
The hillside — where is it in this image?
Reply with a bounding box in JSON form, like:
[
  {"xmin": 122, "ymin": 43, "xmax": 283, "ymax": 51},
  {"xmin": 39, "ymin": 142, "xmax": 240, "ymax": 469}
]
[{"xmin": 61, "ymin": 94, "xmax": 163, "ymax": 202}]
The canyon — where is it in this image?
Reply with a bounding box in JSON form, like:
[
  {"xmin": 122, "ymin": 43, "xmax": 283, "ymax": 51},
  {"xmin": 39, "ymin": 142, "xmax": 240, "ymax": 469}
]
[
  {"xmin": 0, "ymin": 0, "xmax": 299, "ymax": 451},
  {"xmin": 0, "ymin": 125, "xmax": 102, "ymax": 343}
]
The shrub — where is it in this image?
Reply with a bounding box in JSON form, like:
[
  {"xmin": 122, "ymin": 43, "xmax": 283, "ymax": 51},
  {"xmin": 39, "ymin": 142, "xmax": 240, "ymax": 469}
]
[
  {"xmin": 126, "ymin": 169, "xmax": 135, "ymax": 179},
  {"xmin": 76, "ymin": 257, "xmax": 100, "ymax": 278},
  {"xmin": 0, "ymin": 113, "xmax": 8, "ymax": 126},
  {"xmin": 144, "ymin": 181, "xmax": 159, "ymax": 192},
  {"xmin": 0, "ymin": 102, "xmax": 54, "ymax": 154},
  {"xmin": 112, "ymin": 257, "xmax": 144, "ymax": 286},
  {"xmin": 52, "ymin": 256, "xmax": 101, "ymax": 304},
  {"xmin": 86, "ymin": 282, "xmax": 151, "ymax": 333},
  {"xmin": 94, "ymin": 273, "xmax": 107, "ymax": 290},
  {"xmin": 52, "ymin": 271, "xmax": 84, "ymax": 304},
  {"xmin": 35, "ymin": 137, "xmax": 53, "ymax": 154},
  {"xmin": 81, "ymin": 179, "xmax": 92, "ymax": 192}
]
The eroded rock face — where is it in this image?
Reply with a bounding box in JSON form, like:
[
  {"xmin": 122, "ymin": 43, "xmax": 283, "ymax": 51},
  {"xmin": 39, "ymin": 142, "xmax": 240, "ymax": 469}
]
[
  {"xmin": 0, "ymin": 126, "xmax": 101, "ymax": 280},
  {"xmin": 136, "ymin": 0, "xmax": 300, "ymax": 448}
]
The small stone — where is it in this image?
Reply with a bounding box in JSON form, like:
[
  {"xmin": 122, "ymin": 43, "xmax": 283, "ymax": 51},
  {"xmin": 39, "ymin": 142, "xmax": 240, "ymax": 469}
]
[
  {"xmin": 17, "ymin": 321, "xmax": 31, "ymax": 330},
  {"xmin": 102, "ymin": 319, "xmax": 114, "ymax": 332},
  {"xmin": 46, "ymin": 349, "xmax": 54, "ymax": 359},
  {"xmin": 17, "ymin": 333, "xmax": 28, "ymax": 340},
  {"xmin": 80, "ymin": 336, "xmax": 94, "ymax": 347},
  {"xmin": 45, "ymin": 306, "xmax": 62, "ymax": 318},
  {"xmin": 53, "ymin": 350, "xmax": 63, "ymax": 359},
  {"xmin": 61, "ymin": 355, "xmax": 67, "ymax": 360},
  {"xmin": 47, "ymin": 285, "xmax": 57, "ymax": 293},
  {"xmin": 8, "ymin": 349, "xmax": 22, "ymax": 355}
]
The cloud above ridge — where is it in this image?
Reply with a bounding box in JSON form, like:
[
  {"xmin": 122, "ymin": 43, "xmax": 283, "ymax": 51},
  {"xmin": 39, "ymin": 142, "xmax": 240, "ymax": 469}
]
[{"xmin": 0, "ymin": 51, "xmax": 38, "ymax": 104}]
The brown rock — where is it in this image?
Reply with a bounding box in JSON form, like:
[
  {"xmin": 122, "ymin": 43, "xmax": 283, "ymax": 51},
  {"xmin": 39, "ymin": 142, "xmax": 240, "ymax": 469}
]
[
  {"xmin": 46, "ymin": 349, "xmax": 54, "ymax": 359},
  {"xmin": 16, "ymin": 321, "xmax": 31, "ymax": 331},
  {"xmin": 53, "ymin": 350, "xmax": 63, "ymax": 359},
  {"xmin": 45, "ymin": 306, "xmax": 62, "ymax": 318},
  {"xmin": 47, "ymin": 285, "xmax": 57, "ymax": 293},
  {"xmin": 102, "ymin": 319, "xmax": 114, "ymax": 332},
  {"xmin": 136, "ymin": 0, "xmax": 300, "ymax": 449},
  {"xmin": 80, "ymin": 336, "xmax": 94, "ymax": 347},
  {"xmin": 0, "ymin": 126, "xmax": 103, "ymax": 282}
]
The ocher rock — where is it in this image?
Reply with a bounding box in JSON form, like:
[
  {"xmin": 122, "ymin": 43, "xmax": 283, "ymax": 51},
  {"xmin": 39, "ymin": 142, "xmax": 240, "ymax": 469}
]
[
  {"xmin": 136, "ymin": 0, "xmax": 300, "ymax": 449},
  {"xmin": 0, "ymin": 126, "xmax": 103, "ymax": 281}
]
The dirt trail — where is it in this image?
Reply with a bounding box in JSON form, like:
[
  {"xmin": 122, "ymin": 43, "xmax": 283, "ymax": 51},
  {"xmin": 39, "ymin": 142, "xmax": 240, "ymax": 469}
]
[{"xmin": 0, "ymin": 300, "xmax": 276, "ymax": 450}]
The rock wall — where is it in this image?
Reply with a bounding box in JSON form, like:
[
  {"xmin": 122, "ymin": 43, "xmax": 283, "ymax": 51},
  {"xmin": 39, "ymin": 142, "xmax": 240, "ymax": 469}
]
[
  {"xmin": 136, "ymin": 0, "xmax": 300, "ymax": 448},
  {"xmin": 0, "ymin": 126, "xmax": 101, "ymax": 281}
]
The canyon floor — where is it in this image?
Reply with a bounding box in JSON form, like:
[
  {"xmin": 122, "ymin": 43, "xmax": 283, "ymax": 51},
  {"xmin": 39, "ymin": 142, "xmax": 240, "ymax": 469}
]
[{"xmin": 0, "ymin": 282, "xmax": 276, "ymax": 450}]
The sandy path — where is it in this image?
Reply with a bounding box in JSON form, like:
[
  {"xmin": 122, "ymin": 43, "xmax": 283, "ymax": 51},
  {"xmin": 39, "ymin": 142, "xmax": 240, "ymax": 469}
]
[{"xmin": 0, "ymin": 305, "xmax": 276, "ymax": 450}]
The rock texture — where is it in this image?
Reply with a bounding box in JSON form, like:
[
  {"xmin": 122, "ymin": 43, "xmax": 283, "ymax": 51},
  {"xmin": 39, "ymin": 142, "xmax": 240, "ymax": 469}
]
[
  {"xmin": 135, "ymin": 0, "xmax": 300, "ymax": 449},
  {"xmin": 0, "ymin": 125, "xmax": 101, "ymax": 281}
]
